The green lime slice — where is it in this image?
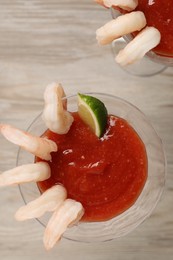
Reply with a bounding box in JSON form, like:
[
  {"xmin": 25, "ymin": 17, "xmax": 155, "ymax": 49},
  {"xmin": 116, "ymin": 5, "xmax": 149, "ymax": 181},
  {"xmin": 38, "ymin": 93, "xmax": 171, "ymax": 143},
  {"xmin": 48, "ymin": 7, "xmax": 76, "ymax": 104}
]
[{"xmin": 77, "ymin": 93, "xmax": 108, "ymax": 138}]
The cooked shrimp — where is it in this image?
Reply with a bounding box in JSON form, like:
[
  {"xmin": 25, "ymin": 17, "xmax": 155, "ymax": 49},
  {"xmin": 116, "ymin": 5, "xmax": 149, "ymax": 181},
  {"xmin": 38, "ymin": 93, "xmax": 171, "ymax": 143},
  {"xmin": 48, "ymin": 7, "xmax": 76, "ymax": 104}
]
[
  {"xmin": 115, "ymin": 26, "xmax": 161, "ymax": 66},
  {"xmin": 0, "ymin": 124, "xmax": 57, "ymax": 161},
  {"xmin": 15, "ymin": 185, "xmax": 67, "ymax": 221},
  {"xmin": 0, "ymin": 162, "xmax": 50, "ymax": 187},
  {"xmin": 43, "ymin": 199, "xmax": 84, "ymax": 250},
  {"xmin": 103, "ymin": 0, "xmax": 138, "ymax": 11},
  {"xmin": 96, "ymin": 11, "xmax": 146, "ymax": 45},
  {"xmin": 42, "ymin": 82, "xmax": 74, "ymax": 134}
]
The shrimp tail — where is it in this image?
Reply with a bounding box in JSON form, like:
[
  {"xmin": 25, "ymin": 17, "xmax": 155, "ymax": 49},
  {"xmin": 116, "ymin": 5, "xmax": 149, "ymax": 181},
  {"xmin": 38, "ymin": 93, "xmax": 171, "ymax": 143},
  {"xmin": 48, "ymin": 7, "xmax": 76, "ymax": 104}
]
[{"xmin": 95, "ymin": 0, "xmax": 108, "ymax": 8}]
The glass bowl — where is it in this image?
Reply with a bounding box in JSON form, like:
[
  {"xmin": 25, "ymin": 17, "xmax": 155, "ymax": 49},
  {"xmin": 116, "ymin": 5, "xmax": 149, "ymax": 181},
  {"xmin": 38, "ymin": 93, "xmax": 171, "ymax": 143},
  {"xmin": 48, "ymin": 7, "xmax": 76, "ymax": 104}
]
[
  {"xmin": 16, "ymin": 93, "xmax": 166, "ymax": 242},
  {"xmin": 110, "ymin": 8, "xmax": 172, "ymax": 77}
]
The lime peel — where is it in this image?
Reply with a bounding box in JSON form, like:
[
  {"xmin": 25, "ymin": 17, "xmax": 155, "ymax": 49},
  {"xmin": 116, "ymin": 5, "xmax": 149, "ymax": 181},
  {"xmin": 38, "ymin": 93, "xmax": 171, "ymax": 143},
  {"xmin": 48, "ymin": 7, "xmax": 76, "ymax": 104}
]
[{"xmin": 77, "ymin": 93, "xmax": 108, "ymax": 138}]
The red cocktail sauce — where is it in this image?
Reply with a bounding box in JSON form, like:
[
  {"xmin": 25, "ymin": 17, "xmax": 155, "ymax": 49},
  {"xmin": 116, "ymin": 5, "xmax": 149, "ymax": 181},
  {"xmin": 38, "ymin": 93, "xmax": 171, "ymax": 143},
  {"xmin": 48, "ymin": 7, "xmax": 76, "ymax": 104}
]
[
  {"xmin": 37, "ymin": 113, "xmax": 147, "ymax": 222},
  {"xmin": 118, "ymin": 0, "xmax": 173, "ymax": 57},
  {"xmin": 136, "ymin": 0, "xmax": 173, "ymax": 57}
]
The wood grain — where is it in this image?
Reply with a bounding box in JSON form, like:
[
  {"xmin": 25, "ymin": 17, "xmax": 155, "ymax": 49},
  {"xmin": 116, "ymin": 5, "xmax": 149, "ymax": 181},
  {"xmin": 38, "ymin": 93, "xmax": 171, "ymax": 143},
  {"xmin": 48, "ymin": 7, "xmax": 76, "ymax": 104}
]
[{"xmin": 0, "ymin": 0, "xmax": 173, "ymax": 259}]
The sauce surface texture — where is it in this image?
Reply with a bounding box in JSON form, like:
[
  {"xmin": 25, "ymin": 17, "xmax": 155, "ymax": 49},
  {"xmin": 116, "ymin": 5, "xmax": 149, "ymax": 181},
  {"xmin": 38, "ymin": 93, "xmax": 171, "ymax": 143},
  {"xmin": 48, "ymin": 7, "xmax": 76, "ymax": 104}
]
[
  {"xmin": 37, "ymin": 113, "xmax": 147, "ymax": 222},
  {"xmin": 136, "ymin": 0, "xmax": 173, "ymax": 57}
]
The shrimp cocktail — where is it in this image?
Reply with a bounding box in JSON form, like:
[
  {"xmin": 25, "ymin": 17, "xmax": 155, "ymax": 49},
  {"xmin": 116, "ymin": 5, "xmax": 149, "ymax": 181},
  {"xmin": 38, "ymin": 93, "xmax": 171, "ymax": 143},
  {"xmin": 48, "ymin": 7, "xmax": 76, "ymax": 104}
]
[
  {"xmin": 0, "ymin": 83, "xmax": 165, "ymax": 249},
  {"xmin": 96, "ymin": 0, "xmax": 173, "ymax": 66}
]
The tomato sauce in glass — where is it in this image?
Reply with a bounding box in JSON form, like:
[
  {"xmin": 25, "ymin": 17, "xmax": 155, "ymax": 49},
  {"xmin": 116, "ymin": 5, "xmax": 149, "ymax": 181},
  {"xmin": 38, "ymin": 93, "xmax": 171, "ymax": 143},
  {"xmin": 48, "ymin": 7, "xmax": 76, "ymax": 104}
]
[
  {"xmin": 136, "ymin": 0, "xmax": 173, "ymax": 57},
  {"xmin": 37, "ymin": 113, "xmax": 147, "ymax": 222}
]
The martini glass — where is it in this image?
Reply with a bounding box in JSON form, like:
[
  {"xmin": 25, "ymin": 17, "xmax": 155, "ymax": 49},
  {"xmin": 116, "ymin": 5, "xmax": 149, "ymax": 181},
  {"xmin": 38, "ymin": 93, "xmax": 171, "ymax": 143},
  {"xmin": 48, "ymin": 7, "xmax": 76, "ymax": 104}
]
[{"xmin": 16, "ymin": 93, "xmax": 165, "ymax": 243}]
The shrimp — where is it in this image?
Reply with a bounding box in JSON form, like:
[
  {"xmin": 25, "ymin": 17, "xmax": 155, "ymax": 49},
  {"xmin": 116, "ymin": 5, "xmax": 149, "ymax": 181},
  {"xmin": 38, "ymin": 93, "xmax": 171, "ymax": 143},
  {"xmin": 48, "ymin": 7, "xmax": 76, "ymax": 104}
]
[
  {"xmin": 115, "ymin": 26, "xmax": 161, "ymax": 66},
  {"xmin": 0, "ymin": 124, "xmax": 57, "ymax": 161},
  {"xmin": 96, "ymin": 11, "xmax": 146, "ymax": 45},
  {"xmin": 15, "ymin": 185, "xmax": 67, "ymax": 221},
  {"xmin": 0, "ymin": 162, "xmax": 50, "ymax": 187},
  {"xmin": 43, "ymin": 199, "xmax": 84, "ymax": 250},
  {"xmin": 103, "ymin": 0, "xmax": 138, "ymax": 11},
  {"xmin": 42, "ymin": 82, "xmax": 74, "ymax": 134}
]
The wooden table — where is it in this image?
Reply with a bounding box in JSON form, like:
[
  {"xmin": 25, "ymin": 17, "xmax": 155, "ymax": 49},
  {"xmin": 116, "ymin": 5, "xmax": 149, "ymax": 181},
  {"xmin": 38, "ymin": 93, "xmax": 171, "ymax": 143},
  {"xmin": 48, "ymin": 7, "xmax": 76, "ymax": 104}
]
[{"xmin": 0, "ymin": 1, "xmax": 173, "ymax": 259}]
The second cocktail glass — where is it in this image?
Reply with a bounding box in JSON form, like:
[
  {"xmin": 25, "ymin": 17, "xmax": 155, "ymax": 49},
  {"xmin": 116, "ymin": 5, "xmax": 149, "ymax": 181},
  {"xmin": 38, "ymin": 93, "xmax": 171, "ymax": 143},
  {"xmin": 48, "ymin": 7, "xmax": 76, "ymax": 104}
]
[{"xmin": 111, "ymin": 7, "xmax": 172, "ymax": 77}]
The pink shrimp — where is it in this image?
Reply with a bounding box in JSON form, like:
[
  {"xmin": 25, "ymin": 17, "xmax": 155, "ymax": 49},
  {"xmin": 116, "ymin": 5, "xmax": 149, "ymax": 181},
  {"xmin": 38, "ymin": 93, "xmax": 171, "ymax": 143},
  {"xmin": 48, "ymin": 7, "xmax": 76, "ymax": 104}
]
[
  {"xmin": 0, "ymin": 162, "xmax": 51, "ymax": 187},
  {"xmin": 96, "ymin": 0, "xmax": 138, "ymax": 11},
  {"xmin": 115, "ymin": 26, "xmax": 161, "ymax": 66},
  {"xmin": 0, "ymin": 124, "xmax": 57, "ymax": 161},
  {"xmin": 96, "ymin": 11, "xmax": 146, "ymax": 45},
  {"xmin": 15, "ymin": 185, "xmax": 67, "ymax": 221},
  {"xmin": 43, "ymin": 199, "xmax": 84, "ymax": 250},
  {"xmin": 42, "ymin": 82, "xmax": 74, "ymax": 134}
]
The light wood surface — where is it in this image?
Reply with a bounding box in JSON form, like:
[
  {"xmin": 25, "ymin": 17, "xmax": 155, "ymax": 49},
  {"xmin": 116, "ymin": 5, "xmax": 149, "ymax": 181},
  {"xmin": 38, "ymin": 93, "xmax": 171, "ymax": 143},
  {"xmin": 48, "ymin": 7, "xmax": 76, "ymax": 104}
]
[{"xmin": 0, "ymin": 1, "xmax": 173, "ymax": 259}]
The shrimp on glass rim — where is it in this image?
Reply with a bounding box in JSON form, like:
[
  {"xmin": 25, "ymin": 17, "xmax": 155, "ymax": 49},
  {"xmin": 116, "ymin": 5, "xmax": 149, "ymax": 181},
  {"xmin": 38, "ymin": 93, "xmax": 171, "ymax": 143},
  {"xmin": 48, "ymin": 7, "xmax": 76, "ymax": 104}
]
[
  {"xmin": 0, "ymin": 162, "xmax": 51, "ymax": 187},
  {"xmin": 0, "ymin": 83, "xmax": 85, "ymax": 251},
  {"xmin": 43, "ymin": 199, "xmax": 84, "ymax": 250},
  {"xmin": 15, "ymin": 185, "xmax": 67, "ymax": 221},
  {"xmin": 42, "ymin": 82, "xmax": 74, "ymax": 134},
  {"xmin": 94, "ymin": 0, "xmax": 162, "ymax": 65},
  {"xmin": 0, "ymin": 124, "xmax": 57, "ymax": 161},
  {"xmin": 103, "ymin": 0, "xmax": 138, "ymax": 11},
  {"xmin": 115, "ymin": 26, "xmax": 161, "ymax": 66},
  {"xmin": 95, "ymin": 0, "xmax": 138, "ymax": 11},
  {"xmin": 96, "ymin": 11, "xmax": 146, "ymax": 45}
]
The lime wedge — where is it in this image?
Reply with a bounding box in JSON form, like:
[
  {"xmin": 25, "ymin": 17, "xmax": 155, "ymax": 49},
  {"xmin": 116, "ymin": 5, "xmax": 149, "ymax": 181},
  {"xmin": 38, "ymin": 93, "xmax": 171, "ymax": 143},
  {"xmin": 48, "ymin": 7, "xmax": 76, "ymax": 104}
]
[{"xmin": 77, "ymin": 93, "xmax": 108, "ymax": 138}]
